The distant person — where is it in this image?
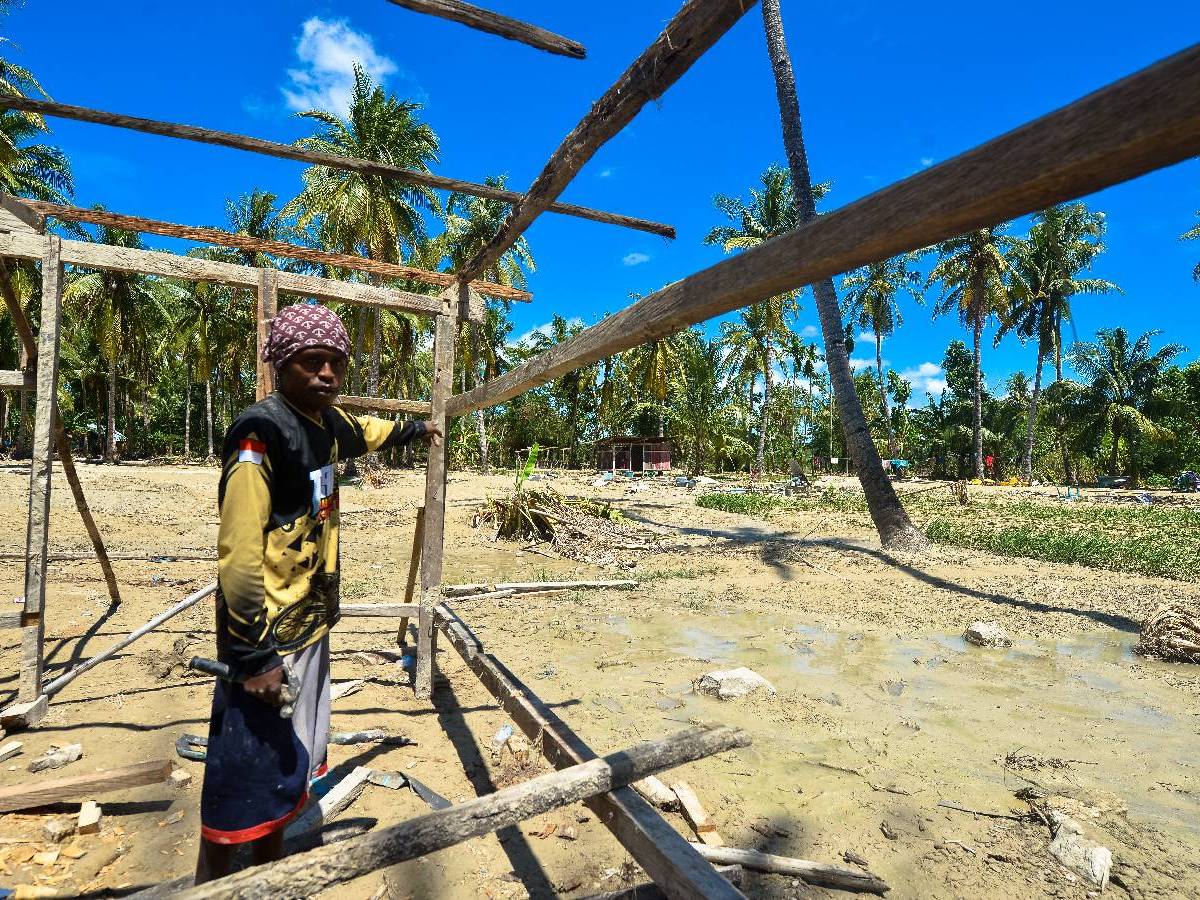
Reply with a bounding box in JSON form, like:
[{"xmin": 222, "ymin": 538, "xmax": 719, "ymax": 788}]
[{"xmin": 194, "ymin": 301, "xmax": 441, "ymax": 884}]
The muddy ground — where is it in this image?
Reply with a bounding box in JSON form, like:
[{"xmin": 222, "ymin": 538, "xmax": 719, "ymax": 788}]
[{"xmin": 0, "ymin": 461, "xmax": 1197, "ymax": 899}]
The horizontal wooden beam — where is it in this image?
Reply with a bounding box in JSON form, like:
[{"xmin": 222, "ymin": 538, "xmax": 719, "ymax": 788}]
[
  {"xmin": 0, "ymin": 369, "xmax": 33, "ymax": 390},
  {"xmin": 384, "ymin": 0, "xmax": 585, "ymax": 59},
  {"xmin": 0, "ymin": 758, "xmax": 174, "ymax": 813},
  {"xmin": 336, "ymin": 395, "xmax": 432, "ymax": 416},
  {"xmin": 455, "ymin": 0, "xmax": 752, "ymax": 283},
  {"xmin": 0, "ymin": 229, "xmax": 443, "ymax": 314},
  {"xmin": 340, "ymin": 603, "xmax": 420, "ymax": 617},
  {"xmin": 448, "ymin": 42, "xmax": 1200, "ymax": 416},
  {"xmin": 435, "ymin": 605, "xmax": 746, "ymax": 899},
  {"xmin": 0, "ymin": 96, "xmax": 673, "ymax": 239},
  {"xmin": 22, "ymin": 200, "xmax": 529, "ymax": 302},
  {"xmin": 0, "ymin": 191, "xmax": 45, "ymax": 232}
]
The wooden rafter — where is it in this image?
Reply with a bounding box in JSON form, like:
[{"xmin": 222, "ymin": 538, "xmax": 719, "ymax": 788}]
[
  {"xmin": 454, "ymin": 0, "xmax": 755, "ymax": 284},
  {"xmin": 384, "ymin": 0, "xmax": 586, "ymax": 59},
  {"xmin": 21, "ymin": 200, "xmax": 530, "ymax": 302},
  {"xmin": 0, "ymin": 96, "xmax": 673, "ymax": 239},
  {"xmin": 448, "ymin": 42, "xmax": 1200, "ymax": 417}
]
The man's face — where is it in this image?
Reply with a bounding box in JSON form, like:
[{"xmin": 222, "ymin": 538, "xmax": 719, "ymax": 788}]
[{"xmin": 278, "ymin": 347, "xmax": 348, "ymax": 412}]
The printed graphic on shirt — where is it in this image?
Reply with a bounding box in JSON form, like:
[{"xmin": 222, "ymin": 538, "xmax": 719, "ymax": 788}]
[
  {"xmin": 309, "ymin": 464, "xmax": 336, "ymax": 521},
  {"xmin": 238, "ymin": 437, "xmax": 266, "ymax": 465}
]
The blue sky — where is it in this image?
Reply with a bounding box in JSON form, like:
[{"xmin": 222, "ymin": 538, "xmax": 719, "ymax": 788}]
[{"xmin": 7, "ymin": 0, "xmax": 1198, "ymax": 400}]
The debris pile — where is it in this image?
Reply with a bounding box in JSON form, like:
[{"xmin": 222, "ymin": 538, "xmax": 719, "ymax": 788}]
[{"xmin": 1136, "ymin": 604, "xmax": 1200, "ymax": 663}]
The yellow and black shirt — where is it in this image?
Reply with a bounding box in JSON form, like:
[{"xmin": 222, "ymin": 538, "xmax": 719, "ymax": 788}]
[{"xmin": 216, "ymin": 393, "xmax": 426, "ymax": 676}]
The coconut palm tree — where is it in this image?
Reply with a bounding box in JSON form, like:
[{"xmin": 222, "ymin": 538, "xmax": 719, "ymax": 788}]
[
  {"xmin": 1001, "ymin": 203, "xmax": 1118, "ymax": 481},
  {"xmin": 1068, "ymin": 327, "xmax": 1184, "ymax": 484},
  {"xmin": 840, "ymin": 254, "xmax": 924, "ymax": 457},
  {"xmin": 63, "ymin": 216, "xmax": 180, "ymax": 462},
  {"xmin": 718, "ymin": 298, "xmax": 793, "ymax": 473},
  {"xmin": 623, "ymin": 329, "xmax": 687, "ymax": 440},
  {"xmin": 927, "ymin": 225, "xmax": 1023, "ymax": 478},
  {"xmin": 1182, "ymin": 212, "xmax": 1200, "ymax": 283},
  {"xmin": 759, "ymin": 0, "xmax": 922, "ymax": 546},
  {"xmin": 285, "ymin": 65, "xmax": 440, "ymax": 397},
  {"xmin": 527, "ymin": 315, "xmax": 597, "ymax": 468},
  {"xmin": 222, "ymin": 189, "xmax": 301, "ymax": 268}
]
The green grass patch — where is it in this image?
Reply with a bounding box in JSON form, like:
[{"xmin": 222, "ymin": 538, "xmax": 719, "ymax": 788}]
[{"xmin": 695, "ymin": 492, "xmax": 796, "ymax": 516}]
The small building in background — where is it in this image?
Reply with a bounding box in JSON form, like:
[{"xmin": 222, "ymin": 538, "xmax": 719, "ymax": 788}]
[{"xmin": 594, "ymin": 436, "xmax": 672, "ymax": 473}]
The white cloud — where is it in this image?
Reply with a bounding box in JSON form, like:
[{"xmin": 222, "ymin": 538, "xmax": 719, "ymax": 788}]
[
  {"xmin": 622, "ymin": 252, "xmax": 651, "ymax": 266},
  {"xmin": 598, "ymin": 167, "xmax": 615, "ymax": 178},
  {"xmin": 920, "ymin": 157, "xmax": 934, "ymax": 167},
  {"xmin": 283, "ymin": 18, "xmax": 397, "ymax": 113},
  {"xmin": 799, "ymin": 324, "xmax": 820, "ymax": 338},
  {"xmin": 897, "ymin": 361, "xmax": 947, "ymax": 403},
  {"xmin": 849, "ymin": 357, "xmax": 882, "ymax": 372},
  {"xmin": 513, "ymin": 318, "xmax": 584, "ymax": 348},
  {"xmin": 856, "ymin": 331, "xmax": 881, "ymax": 347}
]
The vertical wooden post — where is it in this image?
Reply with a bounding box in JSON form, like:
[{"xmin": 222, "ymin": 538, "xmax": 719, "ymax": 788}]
[
  {"xmin": 397, "ymin": 505, "xmax": 425, "ymax": 647},
  {"xmin": 414, "ymin": 292, "xmax": 457, "ymax": 699},
  {"xmin": 255, "ymin": 269, "xmax": 278, "ymax": 402},
  {"xmin": 20, "ymin": 235, "xmax": 63, "ymax": 702}
]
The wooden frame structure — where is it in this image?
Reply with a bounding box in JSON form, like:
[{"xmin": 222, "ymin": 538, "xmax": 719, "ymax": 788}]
[{"xmin": 2, "ymin": 1, "xmax": 1197, "ymax": 896}]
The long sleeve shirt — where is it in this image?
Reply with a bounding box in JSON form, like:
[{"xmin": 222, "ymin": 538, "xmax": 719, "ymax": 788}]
[{"xmin": 215, "ymin": 393, "xmax": 426, "ymax": 676}]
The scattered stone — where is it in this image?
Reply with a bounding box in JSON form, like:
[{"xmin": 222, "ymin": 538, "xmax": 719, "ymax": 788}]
[
  {"xmin": 881, "ymin": 680, "xmax": 906, "ymax": 697},
  {"xmin": 59, "ymin": 843, "xmax": 86, "ymax": 860},
  {"xmin": 0, "ymin": 740, "xmax": 23, "ymax": 762},
  {"xmin": 330, "ymin": 680, "xmax": 364, "ymax": 701},
  {"xmin": 77, "ymin": 800, "xmax": 102, "ymax": 835},
  {"xmin": 843, "ymin": 850, "xmax": 869, "ymax": 867},
  {"xmin": 880, "ymin": 821, "xmax": 898, "ymax": 840},
  {"xmin": 695, "ymin": 667, "xmax": 777, "ymax": 701},
  {"xmin": 43, "ymin": 818, "xmax": 75, "ymax": 843},
  {"xmin": 964, "ymin": 621, "xmax": 1012, "ymax": 648},
  {"xmin": 558, "ymin": 825, "xmax": 578, "ymax": 841},
  {"xmin": 32, "ymin": 848, "xmax": 59, "ymax": 865},
  {"xmin": 28, "ymin": 743, "xmax": 83, "ymax": 773},
  {"xmin": 163, "ymin": 810, "xmax": 185, "ymax": 826},
  {"xmin": 13, "ymin": 886, "xmax": 65, "ymax": 899},
  {"xmin": 169, "ymin": 768, "xmax": 193, "ymax": 788},
  {"xmin": 1048, "ymin": 811, "xmax": 1112, "ymax": 888}
]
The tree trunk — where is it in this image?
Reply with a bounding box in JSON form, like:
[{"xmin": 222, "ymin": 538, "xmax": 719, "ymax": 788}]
[
  {"xmin": 105, "ymin": 355, "xmax": 117, "ymax": 464},
  {"xmin": 184, "ymin": 378, "xmax": 192, "ymax": 460},
  {"xmin": 876, "ymin": 329, "xmax": 897, "ymax": 458},
  {"xmin": 755, "ymin": 346, "xmax": 772, "ymax": 473},
  {"xmin": 1108, "ymin": 417, "xmax": 1121, "ymax": 476},
  {"xmin": 1021, "ymin": 326, "xmax": 1047, "ymax": 483},
  {"xmin": 475, "ymin": 408, "xmax": 489, "ymax": 473},
  {"xmin": 761, "ymin": 0, "xmax": 921, "ymax": 547},
  {"xmin": 205, "ymin": 378, "xmax": 214, "ymax": 460},
  {"xmin": 971, "ymin": 313, "xmax": 984, "ymax": 479},
  {"xmin": 367, "ymin": 308, "xmax": 382, "ymax": 396},
  {"xmin": 351, "ymin": 307, "xmax": 366, "ymax": 395},
  {"xmin": 1053, "ymin": 310, "xmax": 1064, "ymax": 382}
]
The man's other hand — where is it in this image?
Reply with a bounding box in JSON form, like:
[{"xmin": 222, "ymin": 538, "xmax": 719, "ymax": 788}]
[
  {"xmin": 422, "ymin": 421, "xmax": 444, "ymax": 447},
  {"xmin": 243, "ymin": 665, "xmax": 285, "ymax": 706}
]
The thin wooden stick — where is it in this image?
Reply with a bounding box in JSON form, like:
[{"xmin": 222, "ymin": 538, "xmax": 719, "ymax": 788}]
[
  {"xmin": 165, "ymin": 726, "xmax": 750, "ymax": 900},
  {"xmin": 397, "ymin": 505, "xmax": 424, "ymax": 647},
  {"xmin": 688, "ymin": 844, "xmax": 889, "ymax": 894},
  {"xmin": 42, "ymin": 581, "xmax": 217, "ymax": 697},
  {"xmin": 0, "ymin": 99, "xmax": 672, "ymax": 239},
  {"xmin": 384, "ymin": 0, "xmax": 585, "ymax": 59},
  {"xmin": 454, "ymin": 0, "xmax": 751, "ymax": 283},
  {"xmin": 447, "ymin": 42, "xmax": 1200, "ymax": 416}
]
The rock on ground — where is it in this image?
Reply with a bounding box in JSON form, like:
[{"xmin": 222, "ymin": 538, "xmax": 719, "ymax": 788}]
[
  {"xmin": 695, "ymin": 667, "xmax": 777, "ymax": 700},
  {"xmin": 1048, "ymin": 811, "xmax": 1112, "ymax": 888},
  {"xmin": 963, "ymin": 621, "xmax": 1012, "ymax": 648}
]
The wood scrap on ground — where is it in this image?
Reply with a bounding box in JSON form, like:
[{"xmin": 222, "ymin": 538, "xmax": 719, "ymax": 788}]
[
  {"xmin": 0, "ymin": 759, "xmax": 173, "ymax": 813},
  {"xmin": 688, "ymin": 843, "xmax": 890, "ymax": 894}
]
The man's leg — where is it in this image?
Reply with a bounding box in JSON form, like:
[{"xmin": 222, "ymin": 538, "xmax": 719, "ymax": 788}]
[{"xmin": 195, "ymin": 838, "xmax": 237, "ymax": 883}]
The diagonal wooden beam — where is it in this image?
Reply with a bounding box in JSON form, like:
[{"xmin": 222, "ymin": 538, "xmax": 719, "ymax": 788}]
[
  {"xmin": 21, "ymin": 200, "xmax": 530, "ymax": 302},
  {"xmin": 384, "ymin": 0, "xmax": 585, "ymax": 59},
  {"xmin": 447, "ymin": 41, "xmax": 1200, "ymax": 417},
  {"xmin": 0, "ymin": 96, "xmax": 673, "ymax": 238},
  {"xmin": 453, "ymin": 0, "xmax": 756, "ymax": 284}
]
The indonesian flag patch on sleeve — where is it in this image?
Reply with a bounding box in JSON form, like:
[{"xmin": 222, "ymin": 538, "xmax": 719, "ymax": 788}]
[{"xmin": 238, "ymin": 438, "xmax": 267, "ymax": 465}]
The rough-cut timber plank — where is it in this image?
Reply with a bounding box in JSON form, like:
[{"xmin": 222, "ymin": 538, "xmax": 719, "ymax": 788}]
[
  {"xmin": 0, "ymin": 190, "xmax": 44, "ymax": 232},
  {"xmin": 285, "ymin": 766, "xmax": 372, "ymax": 838},
  {"xmin": 435, "ymin": 605, "xmax": 746, "ymax": 900},
  {"xmin": 21, "ymin": 200, "xmax": 530, "ymax": 301},
  {"xmin": 672, "ymin": 781, "xmax": 722, "ymax": 846},
  {"xmin": 0, "ymin": 695, "xmax": 48, "ymax": 729},
  {"xmin": 449, "ymin": 42, "xmax": 1200, "ymax": 417},
  {"xmin": 454, "ymin": 0, "xmax": 752, "ymax": 283},
  {"xmin": 579, "ymin": 866, "xmax": 743, "ymax": 900},
  {"xmin": 0, "ymin": 369, "xmax": 33, "ymax": 390},
  {"xmin": 688, "ymin": 844, "xmax": 889, "ymax": 894},
  {"xmin": 335, "ymin": 395, "xmax": 432, "ymax": 416},
  {"xmin": 0, "ymin": 98, "xmax": 672, "ymax": 238},
  {"xmin": 385, "ymin": 0, "xmax": 585, "ymax": 58},
  {"xmin": 415, "ymin": 306, "xmax": 456, "ymax": 699},
  {"xmin": 42, "ymin": 581, "xmax": 218, "ymax": 697},
  {"xmin": 0, "ymin": 229, "xmax": 444, "ymax": 312},
  {"xmin": 0, "ymin": 759, "xmax": 174, "ymax": 813},
  {"xmin": 171, "ymin": 726, "xmax": 748, "ymax": 900},
  {"xmin": 339, "ymin": 603, "xmax": 419, "ymax": 618},
  {"xmin": 255, "ymin": 269, "xmax": 277, "ymax": 401},
  {"xmin": 20, "ymin": 235, "xmax": 63, "ymax": 702}
]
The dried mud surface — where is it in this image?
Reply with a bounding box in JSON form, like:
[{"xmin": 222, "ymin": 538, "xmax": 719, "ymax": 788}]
[{"xmin": 0, "ymin": 462, "xmax": 1197, "ymax": 899}]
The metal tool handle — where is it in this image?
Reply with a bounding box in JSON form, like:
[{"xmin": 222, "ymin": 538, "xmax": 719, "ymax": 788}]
[{"xmin": 188, "ymin": 656, "xmax": 235, "ymax": 681}]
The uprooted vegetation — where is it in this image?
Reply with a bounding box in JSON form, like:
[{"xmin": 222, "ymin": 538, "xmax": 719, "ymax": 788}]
[
  {"xmin": 1137, "ymin": 605, "xmax": 1200, "ymax": 663},
  {"xmin": 696, "ymin": 485, "xmax": 1200, "ymax": 582}
]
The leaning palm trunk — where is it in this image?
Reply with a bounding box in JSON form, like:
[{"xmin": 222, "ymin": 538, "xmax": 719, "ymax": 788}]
[
  {"xmin": 1022, "ymin": 328, "xmax": 1047, "ymax": 483},
  {"xmin": 205, "ymin": 378, "xmax": 214, "ymax": 459},
  {"xmin": 971, "ymin": 313, "xmax": 984, "ymax": 479},
  {"xmin": 761, "ymin": 0, "xmax": 922, "ymax": 548},
  {"xmin": 183, "ymin": 379, "xmax": 192, "ymax": 459},
  {"xmin": 876, "ymin": 332, "xmax": 897, "ymax": 459}
]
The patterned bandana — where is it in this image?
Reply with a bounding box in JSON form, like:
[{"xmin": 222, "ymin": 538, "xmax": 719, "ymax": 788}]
[{"xmin": 262, "ymin": 301, "xmax": 351, "ymax": 367}]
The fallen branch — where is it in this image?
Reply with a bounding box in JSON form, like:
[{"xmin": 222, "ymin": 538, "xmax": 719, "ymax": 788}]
[
  {"xmin": 688, "ymin": 844, "xmax": 889, "ymax": 894},
  {"xmin": 937, "ymin": 800, "xmax": 1031, "ymax": 822},
  {"xmin": 167, "ymin": 725, "xmax": 750, "ymax": 899}
]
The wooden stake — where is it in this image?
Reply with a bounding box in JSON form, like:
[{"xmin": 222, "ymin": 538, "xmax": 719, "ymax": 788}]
[
  {"xmin": 255, "ymin": 269, "xmax": 277, "ymax": 402},
  {"xmin": 672, "ymin": 781, "xmax": 723, "ymax": 846},
  {"xmin": 397, "ymin": 505, "xmax": 425, "ymax": 647},
  {"xmin": 168, "ymin": 726, "xmax": 749, "ymax": 900},
  {"xmin": 415, "ymin": 306, "xmax": 456, "ymax": 699},
  {"xmin": 20, "ymin": 235, "xmax": 63, "ymax": 702}
]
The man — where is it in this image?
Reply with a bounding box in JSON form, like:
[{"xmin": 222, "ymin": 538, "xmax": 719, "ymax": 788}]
[{"xmin": 196, "ymin": 301, "xmax": 441, "ymax": 882}]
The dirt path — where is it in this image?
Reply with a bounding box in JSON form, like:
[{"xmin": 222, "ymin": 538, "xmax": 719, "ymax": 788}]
[{"xmin": 0, "ymin": 462, "xmax": 1197, "ymax": 898}]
